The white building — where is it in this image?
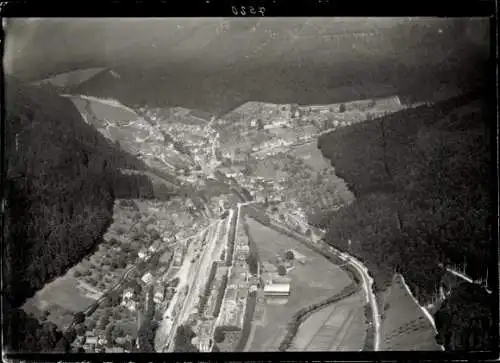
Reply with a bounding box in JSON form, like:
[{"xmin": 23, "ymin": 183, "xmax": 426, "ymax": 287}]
[
  {"xmin": 153, "ymin": 285, "xmax": 165, "ymax": 304},
  {"xmin": 138, "ymin": 248, "xmax": 148, "ymax": 260},
  {"xmin": 263, "ymin": 283, "xmax": 291, "ymax": 297},
  {"xmin": 84, "ymin": 336, "xmax": 98, "ymax": 346},
  {"xmin": 198, "ymin": 337, "xmax": 212, "ymax": 352},
  {"xmin": 308, "ymin": 104, "xmax": 332, "ymax": 112},
  {"xmin": 148, "ymin": 240, "xmax": 161, "ymax": 253},
  {"xmin": 121, "ymin": 299, "xmax": 137, "ymax": 312},
  {"xmin": 141, "ymin": 272, "xmax": 154, "ymax": 285},
  {"xmin": 122, "ymin": 288, "xmax": 134, "ymax": 301}
]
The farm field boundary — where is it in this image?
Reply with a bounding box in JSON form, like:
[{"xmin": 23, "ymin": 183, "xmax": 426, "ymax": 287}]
[{"xmin": 279, "ymin": 283, "xmax": 360, "ymax": 351}]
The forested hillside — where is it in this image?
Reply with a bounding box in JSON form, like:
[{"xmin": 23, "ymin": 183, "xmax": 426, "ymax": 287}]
[
  {"xmin": 435, "ymin": 283, "xmax": 494, "ymax": 350},
  {"xmin": 3, "ymin": 79, "xmax": 173, "ymax": 352},
  {"xmin": 317, "ymin": 88, "xmax": 495, "ymax": 350}
]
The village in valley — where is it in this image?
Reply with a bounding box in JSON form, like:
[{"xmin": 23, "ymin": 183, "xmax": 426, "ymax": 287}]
[
  {"xmin": 23, "ymin": 89, "xmax": 416, "ymax": 353},
  {"xmin": 7, "ymin": 17, "xmax": 491, "ymax": 356}
]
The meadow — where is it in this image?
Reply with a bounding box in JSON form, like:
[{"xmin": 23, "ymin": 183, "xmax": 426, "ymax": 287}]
[
  {"xmin": 244, "ymin": 217, "xmax": 352, "ymax": 351},
  {"xmin": 22, "ymin": 272, "xmax": 97, "ymax": 329},
  {"xmin": 287, "ymin": 142, "xmax": 332, "ymax": 172},
  {"xmin": 379, "ymin": 275, "xmax": 441, "ymax": 350},
  {"xmin": 289, "ymin": 291, "xmax": 366, "ymax": 351}
]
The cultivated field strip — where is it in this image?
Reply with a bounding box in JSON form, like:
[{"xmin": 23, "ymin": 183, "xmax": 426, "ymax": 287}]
[
  {"xmin": 383, "ymin": 316, "xmax": 429, "ymax": 343},
  {"xmin": 293, "ymin": 305, "xmax": 360, "ymax": 351},
  {"xmin": 327, "ymin": 308, "xmax": 358, "ymax": 350},
  {"xmin": 294, "ymin": 305, "xmax": 349, "ymax": 350}
]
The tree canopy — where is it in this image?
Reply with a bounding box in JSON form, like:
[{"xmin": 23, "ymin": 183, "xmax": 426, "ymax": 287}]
[
  {"xmin": 277, "ymin": 265, "xmax": 287, "ymax": 276},
  {"xmin": 318, "ymin": 90, "xmax": 493, "ymax": 349},
  {"xmin": 3, "ymin": 79, "xmax": 175, "ymax": 352}
]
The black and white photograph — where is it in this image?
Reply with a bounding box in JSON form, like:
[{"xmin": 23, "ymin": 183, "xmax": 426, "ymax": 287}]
[{"xmin": 2, "ymin": 16, "xmax": 496, "ymax": 357}]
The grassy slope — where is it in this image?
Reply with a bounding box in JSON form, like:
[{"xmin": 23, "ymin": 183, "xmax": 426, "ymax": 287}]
[{"xmin": 380, "ymin": 275, "xmax": 441, "ymax": 350}]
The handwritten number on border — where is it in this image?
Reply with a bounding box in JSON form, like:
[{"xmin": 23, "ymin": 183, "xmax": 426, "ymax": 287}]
[{"xmin": 232, "ymin": 6, "xmax": 265, "ymax": 16}]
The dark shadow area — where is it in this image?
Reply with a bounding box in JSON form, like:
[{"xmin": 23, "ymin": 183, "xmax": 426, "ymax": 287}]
[{"xmin": 2, "ymin": 79, "xmax": 175, "ymax": 352}]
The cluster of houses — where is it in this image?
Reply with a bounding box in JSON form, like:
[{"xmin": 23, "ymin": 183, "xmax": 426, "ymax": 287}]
[
  {"xmin": 234, "ymin": 227, "xmax": 250, "ymax": 263},
  {"xmin": 251, "ymin": 138, "xmax": 294, "ymax": 153},
  {"xmin": 260, "ymin": 261, "xmax": 292, "ymax": 298},
  {"xmin": 243, "ymin": 177, "xmax": 285, "ymax": 205},
  {"xmin": 137, "ymin": 239, "xmax": 163, "ymax": 261},
  {"xmin": 217, "ymin": 165, "xmax": 245, "ymax": 180},
  {"xmin": 283, "ymin": 209, "xmax": 310, "ymax": 235},
  {"xmin": 225, "ymin": 98, "xmax": 406, "ymax": 160},
  {"xmin": 162, "ymin": 121, "xmax": 206, "ymax": 143},
  {"xmin": 74, "ymin": 331, "xmax": 129, "ymax": 353},
  {"xmin": 121, "ymin": 288, "xmax": 139, "ymax": 312},
  {"xmin": 198, "ymin": 263, "xmax": 229, "ymax": 322},
  {"xmin": 215, "ymin": 168, "xmax": 285, "ymax": 206}
]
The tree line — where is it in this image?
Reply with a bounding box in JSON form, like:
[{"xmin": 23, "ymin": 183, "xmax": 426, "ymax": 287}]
[
  {"xmin": 212, "ymin": 274, "xmax": 229, "ymax": 318},
  {"xmin": 198, "ymin": 262, "xmax": 218, "ymax": 315},
  {"xmin": 278, "ymin": 283, "xmax": 359, "ymax": 351},
  {"xmin": 234, "ymin": 291, "xmax": 257, "ymax": 351},
  {"xmin": 173, "ymin": 325, "xmax": 199, "ymax": 352},
  {"xmin": 137, "ymin": 286, "xmax": 157, "ymax": 352}
]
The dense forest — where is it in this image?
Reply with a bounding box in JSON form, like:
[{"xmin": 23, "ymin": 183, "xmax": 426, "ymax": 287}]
[
  {"xmin": 3, "ymin": 78, "xmax": 173, "ymax": 352},
  {"xmin": 137, "ymin": 287, "xmax": 158, "ymax": 352},
  {"xmin": 434, "ymin": 283, "xmax": 494, "ymax": 350},
  {"xmin": 317, "ymin": 87, "xmax": 495, "ymax": 350}
]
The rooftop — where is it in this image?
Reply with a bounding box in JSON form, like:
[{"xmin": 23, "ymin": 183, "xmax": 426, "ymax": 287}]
[{"xmin": 264, "ymin": 283, "xmax": 290, "ymax": 294}]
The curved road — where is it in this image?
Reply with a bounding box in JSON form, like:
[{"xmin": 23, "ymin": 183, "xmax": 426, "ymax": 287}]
[{"xmin": 245, "ymin": 204, "xmax": 381, "ymax": 351}]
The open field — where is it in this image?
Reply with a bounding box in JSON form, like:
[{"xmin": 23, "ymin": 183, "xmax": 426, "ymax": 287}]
[
  {"xmin": 22, "ymin": 272, "xmax": 97, "ymax": 329},
  {"xmin": 268, "ymin": 127, "xmax": 301, "ymax": 142},
  {"xmin": 66, "ymin": 97, "xmax": 104, "ymax": 127},
  {"xmin": 380, "ymin": 275, "xmax": 441, "ymax": 350},
  {"xmin": 287, "ymin": 142, "xmax": 331, "ymax": 172},
  {"xmin": 252, "ymin": 158, "xmax": 289, "ymax": 181},
  {"xmin": 33, "ymin": 67, "xmax": 107, "ymax": 87},
  {"xmin": 289, "ymin": 291, "xmax": 366, "ymax": 351},
  {"xmin": 245, "ymin": 217, "xmax": 352, "ymax": 351},
  {"xmin": 88, "ymin": 99, "xmax": 139, "ymax": 125}
]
